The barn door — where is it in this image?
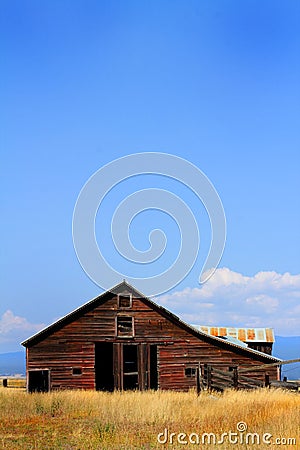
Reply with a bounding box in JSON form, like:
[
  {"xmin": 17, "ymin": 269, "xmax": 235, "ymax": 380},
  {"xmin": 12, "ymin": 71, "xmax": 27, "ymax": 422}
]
[
  {"xmin": 94, "ymin": 342, "xmax": 158, "ymax": 391},
  {"xmin": 28, "ymin": 369, "xmax": 49, "ymax": 393},
  {"xmin": 123, "ymin": 344, "xmax": 139, "ymax": 390},
  {"xmin": 113, "ymin": 343, "xmax": 121, "ymax": 389},
  {"xmin": 121, "ymin": 344, "xmax": 158, "ymax": 390}
]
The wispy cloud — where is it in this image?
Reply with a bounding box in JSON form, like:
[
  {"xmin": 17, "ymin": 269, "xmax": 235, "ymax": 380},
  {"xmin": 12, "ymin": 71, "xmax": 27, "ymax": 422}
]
[
  {"xmin": 0, "ymin": 310, "xmax": 44, "ymax": 352},
  {"xmin": 157, "ymin": 268, "xmax": 300, "ymax": 336}
]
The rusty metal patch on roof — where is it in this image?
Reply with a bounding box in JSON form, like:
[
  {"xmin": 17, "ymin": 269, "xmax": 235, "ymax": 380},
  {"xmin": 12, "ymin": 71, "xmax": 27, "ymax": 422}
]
[{"xmin": 191, "ymin": 326, "xmax": 275, "ymax": 343}]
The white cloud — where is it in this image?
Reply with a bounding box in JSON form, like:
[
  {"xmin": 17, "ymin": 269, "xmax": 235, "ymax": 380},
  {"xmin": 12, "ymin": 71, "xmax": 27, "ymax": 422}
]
[
  {"xmin": 245, "ymin": 295, "xmax": 279, "ymax": 313},
  {"xmin": 0, "ymin": 310, "xmax": 44, "ymax": 352},
  {"xmin": 157, "ymin": 268, "xmax": 300, "ymax": 336}
]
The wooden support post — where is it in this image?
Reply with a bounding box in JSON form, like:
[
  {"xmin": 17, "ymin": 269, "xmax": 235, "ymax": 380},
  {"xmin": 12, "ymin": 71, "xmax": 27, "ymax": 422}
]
[
  {"xmin": 264, "ymin": 373, "xmax": 270, "ymax": 388},
  {"xmin": 200, "ymin": 363, "xmax": 205, "ymax": 391},
  {"xmin": 207, "ymin": 365, "xmax": 212, "ymax": 390},
  {"xmin": 233, "ymin": 367, "xmax": 238, "ymax": 389},
  {"xmin": 203, "ymin": 364, "xmax": 207, "ymax": 389},
  {"xmin": 196, "ymin": 363, "xmax": 201, "ymax": 396}
]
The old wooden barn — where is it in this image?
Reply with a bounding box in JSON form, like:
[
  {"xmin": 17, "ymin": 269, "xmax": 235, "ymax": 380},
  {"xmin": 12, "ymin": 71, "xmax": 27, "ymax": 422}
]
[{"xmin": 22, "ymin": 281, "xmax": 281, "ymax": 392}]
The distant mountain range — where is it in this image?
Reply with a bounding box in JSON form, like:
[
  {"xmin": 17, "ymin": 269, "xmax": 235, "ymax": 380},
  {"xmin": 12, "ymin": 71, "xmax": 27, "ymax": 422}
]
[
  {"xmin": 0, "ymin": 351, "xmax": 25, "ymax": 376},
  {"xmin": 0, "ymin": 336, "xmax": 299, "ymax": 379},
  {"xmin": 273, "ymin": 336, "xmax": 300, "ymax": 380}
]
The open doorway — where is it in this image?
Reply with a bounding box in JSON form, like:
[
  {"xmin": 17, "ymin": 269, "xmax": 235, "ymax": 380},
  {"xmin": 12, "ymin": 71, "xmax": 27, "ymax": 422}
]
[
  {"xmin": 94, "ymin": 342, "xmax": 158, "ymax": 391},
  {"xmin": 95, "ymin": 342, "xmax": 114, "ymax": 391},
  {"xmin": 123, "ymin": 344, "xmax": 138, "ymax": 390},
  {"xmin": 28, "ymin": 369, "xmax": 49, "ymax": 392},
  {"xmin": 149, "ymin": 345, "xmax": 158, "ymax": 389}
]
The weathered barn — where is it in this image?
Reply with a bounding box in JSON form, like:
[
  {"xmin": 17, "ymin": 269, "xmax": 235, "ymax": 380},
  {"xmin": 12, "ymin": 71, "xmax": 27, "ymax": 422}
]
[{"xmin": 22, "ymin": 281, "xmax": 281, "ymax": 392}]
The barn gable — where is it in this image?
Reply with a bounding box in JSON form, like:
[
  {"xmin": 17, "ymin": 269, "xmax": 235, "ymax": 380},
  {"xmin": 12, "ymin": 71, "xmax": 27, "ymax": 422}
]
[{"xmin": 22, "ymin": 281, "xmax": 281, "ymax": 392}]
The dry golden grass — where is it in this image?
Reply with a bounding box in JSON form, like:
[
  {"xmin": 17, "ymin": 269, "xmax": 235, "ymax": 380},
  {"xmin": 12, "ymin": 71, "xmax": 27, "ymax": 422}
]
[{"xmin": 0, "ymin": 387, "xmax": 299, "ymax": 449}]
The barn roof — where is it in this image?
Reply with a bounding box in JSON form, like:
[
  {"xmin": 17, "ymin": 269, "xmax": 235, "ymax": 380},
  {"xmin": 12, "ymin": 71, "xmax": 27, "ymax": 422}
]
[
  {"xmin": 192, "ymin": 326, "xmax": 275, "ymax": 343},
  {"xmin": 21, "ymin": 281, "xmax": 281, "ymax": 363}
]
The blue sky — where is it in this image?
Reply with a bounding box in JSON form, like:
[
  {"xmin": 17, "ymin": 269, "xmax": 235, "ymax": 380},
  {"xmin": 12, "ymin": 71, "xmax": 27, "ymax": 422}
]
[{"xmin": 1, "ymin": 1, "xmax": 300, "ymax": 351}]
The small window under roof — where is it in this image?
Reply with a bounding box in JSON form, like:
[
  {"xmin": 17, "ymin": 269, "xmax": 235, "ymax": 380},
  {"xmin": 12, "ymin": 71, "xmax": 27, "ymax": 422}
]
[
  {"xmin": 118, "ymin": 294, "xmax": 132, "ymax": 309},
  {"xmin": 116, "ymin": 316, "xmax": 134, "ymax": 337}
]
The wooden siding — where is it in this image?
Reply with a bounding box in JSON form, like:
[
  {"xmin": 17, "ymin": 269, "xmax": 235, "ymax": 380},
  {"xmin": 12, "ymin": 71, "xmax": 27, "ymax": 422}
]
[
  {"xmin": 27, "ymin": 296, "xmax": 277, "ymax": 390},
  {"xmin": 26, "ymin": 291, "xmax": 279, "ymax": 391}
]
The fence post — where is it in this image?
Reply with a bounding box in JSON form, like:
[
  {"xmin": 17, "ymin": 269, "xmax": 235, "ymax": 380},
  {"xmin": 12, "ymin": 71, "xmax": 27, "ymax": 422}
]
[{"xmin": 2, "ymin": 379, "xmax": 7, "ymax": 388}]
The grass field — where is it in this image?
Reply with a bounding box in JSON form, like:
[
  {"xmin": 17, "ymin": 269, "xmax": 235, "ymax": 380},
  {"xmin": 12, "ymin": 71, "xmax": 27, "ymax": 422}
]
[{"xmin": 0, "ymin": 387, "xmax": 299, "ymax": 449}]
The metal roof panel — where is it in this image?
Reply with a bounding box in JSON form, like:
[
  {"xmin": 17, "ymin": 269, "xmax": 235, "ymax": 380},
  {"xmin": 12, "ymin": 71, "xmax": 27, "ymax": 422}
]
[{"xmin": 192, "ymin": 325, "xmax": 275, "ymax": 343}]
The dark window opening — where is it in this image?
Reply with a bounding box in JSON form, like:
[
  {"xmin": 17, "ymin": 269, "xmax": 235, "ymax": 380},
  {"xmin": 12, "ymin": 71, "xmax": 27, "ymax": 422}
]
[
  {"xmin": 185, "ymin": 367, "xmax": 196, "ymax": 378},
  {"xmin": 72, "ymin": 367, "xmax": 82, "ymax": 375},
  {"xmin": 118, "ymin": 294, "xmax": 132, "ymax": 308},
  {"xmin": 247, "ymin": 343, "xmax": 272, "ymax": 355},
  {"xmin": 117, "ymin": 316, "xmax": 134, "ymax": 337}
]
